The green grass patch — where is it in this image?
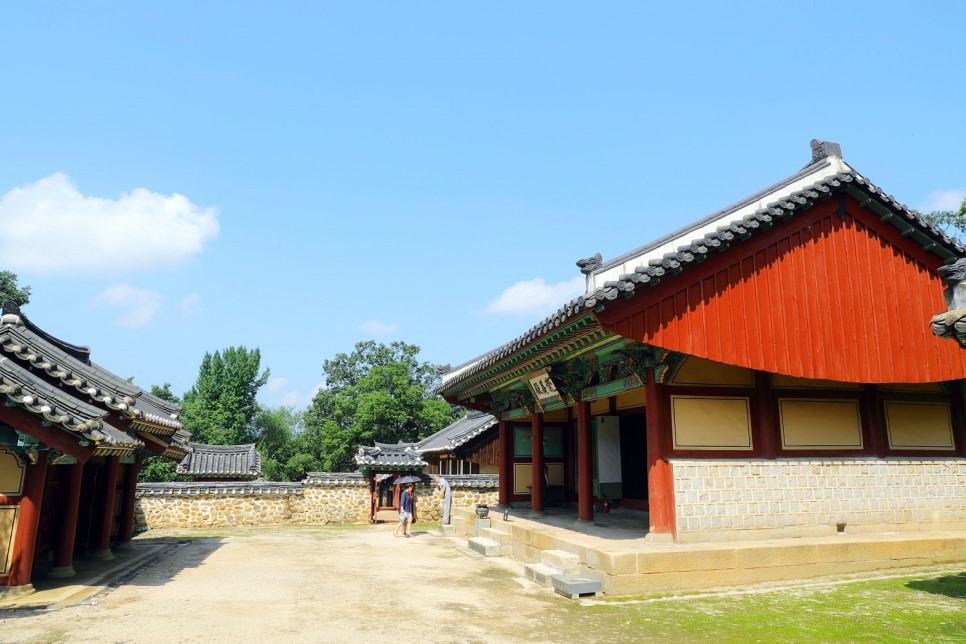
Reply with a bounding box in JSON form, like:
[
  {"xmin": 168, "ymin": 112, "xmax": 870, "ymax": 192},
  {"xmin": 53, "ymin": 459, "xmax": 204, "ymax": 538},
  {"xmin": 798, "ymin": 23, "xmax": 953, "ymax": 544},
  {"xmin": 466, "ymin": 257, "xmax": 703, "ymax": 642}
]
[{"xmin": 561, "ymin": 570, "xmax": 966, "ymax": 642}]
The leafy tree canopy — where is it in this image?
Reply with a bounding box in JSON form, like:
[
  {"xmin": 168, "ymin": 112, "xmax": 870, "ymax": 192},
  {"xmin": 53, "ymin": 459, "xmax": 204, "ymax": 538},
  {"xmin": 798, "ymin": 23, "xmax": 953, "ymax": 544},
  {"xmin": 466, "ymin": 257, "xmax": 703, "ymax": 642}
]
[
  {"xmin": 0, "ymin": 271, "xmax": 31, "ymax": 308},
  {"xmin": 180, "ymin": 346, "xmax": 270, "ymax": 445},
  {"xmin": 306, "ymin": 340, "xmax": 459, "ymax": 472},
  {"xmin": 920, "ymin": 197, "xmax": 966, "ymax": 243}
]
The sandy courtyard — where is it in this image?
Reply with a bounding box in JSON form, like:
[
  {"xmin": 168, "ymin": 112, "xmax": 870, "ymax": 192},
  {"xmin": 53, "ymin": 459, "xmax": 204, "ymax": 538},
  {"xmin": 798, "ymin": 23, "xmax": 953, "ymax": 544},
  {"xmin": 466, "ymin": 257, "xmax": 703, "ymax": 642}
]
[{"xmin": 0, "ymin": 524, "xmax": 573, "ymax": 644}]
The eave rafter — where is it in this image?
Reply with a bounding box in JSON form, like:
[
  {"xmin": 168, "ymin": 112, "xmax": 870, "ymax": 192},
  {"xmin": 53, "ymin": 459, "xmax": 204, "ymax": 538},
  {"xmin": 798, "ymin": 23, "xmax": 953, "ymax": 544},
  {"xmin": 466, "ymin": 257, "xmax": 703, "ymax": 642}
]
[{"xmin": 457, "ymin": 325, "xmax": 613, "ymax": 401}]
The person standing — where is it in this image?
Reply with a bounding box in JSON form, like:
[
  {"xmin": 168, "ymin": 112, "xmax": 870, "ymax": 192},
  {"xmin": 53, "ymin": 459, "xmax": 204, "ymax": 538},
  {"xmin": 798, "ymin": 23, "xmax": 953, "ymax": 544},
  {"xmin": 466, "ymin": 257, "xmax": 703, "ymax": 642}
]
[
  {"xmin": 432, "ymin": 474, "xmax": 452, "ymax": 525},
  {"xmin": 394, "ymin": 483, "xmax": 414, "ymax": 538}
]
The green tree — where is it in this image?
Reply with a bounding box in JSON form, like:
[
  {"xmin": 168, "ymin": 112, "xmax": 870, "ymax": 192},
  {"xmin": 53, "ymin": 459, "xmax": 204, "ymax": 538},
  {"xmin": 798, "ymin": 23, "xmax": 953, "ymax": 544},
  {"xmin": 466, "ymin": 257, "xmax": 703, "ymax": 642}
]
[
  {"xmin": 0, "ymin": 271, "xmax": 31, "ymax": 308},
  {"xmin": 138, "ymin": 383, "xmax": 187, "ymax": 482},
  {"xmin": 921, "ymin": 197, "xmax": 966, "ymax": 242},
  {"xmin": 305, "ymin": 341, "xmax": 459, "ymax": 472},
  {"xmin": 180, "ymin": 346, "xmax": 270, "ymax": 445},
  {"xmin": 251, "ymin": 405, "xmax": 323, "ymax": 481}
]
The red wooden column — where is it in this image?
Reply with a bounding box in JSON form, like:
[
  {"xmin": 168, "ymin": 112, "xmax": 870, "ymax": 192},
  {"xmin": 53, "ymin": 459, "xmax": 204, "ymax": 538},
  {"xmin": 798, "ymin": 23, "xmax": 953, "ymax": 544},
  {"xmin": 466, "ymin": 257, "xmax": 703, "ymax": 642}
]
[
  {"xmin": 7, "ymin": 450, "xmax": 49, "ymax": 589},
  {"xmin": 753, "ymin": 371, "xmax": 777, "ymax": 459},
  {"xmin": 114, "ymin": 461, "xmax": 140, "ymax": 550},
  {"xmin": 49, "ymin": 461, "xmax": 84, "ymax": 578},
  {"xmin": 644, "ymin": 368, "xmax": 676, "ymax": 538},
  {"xmin": 91, "ymin": 456, "xmax": 120, "ymax": 561},
  {"xmin": 368, "ymin": 472, "xmax": 377, "ymax": 523},
  {"xmin": 861, "ymin": 385, "xmax": 885, "ymax": 457},
  {"xmin": 576, "ymin": 400, "xmax": 593, "ymax": 522},
  {"xmin": 497, "ymin": 419, "xmax": 511, "ymax": 506},
  {"xmin": 529, "ymin": 412, "xmax": 545, "ymax": 515}
]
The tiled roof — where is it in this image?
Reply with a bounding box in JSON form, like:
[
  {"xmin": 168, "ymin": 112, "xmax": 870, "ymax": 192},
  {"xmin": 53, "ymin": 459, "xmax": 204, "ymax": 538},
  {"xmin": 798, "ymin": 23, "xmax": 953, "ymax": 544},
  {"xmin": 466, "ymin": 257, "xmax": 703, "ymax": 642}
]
[
  {"xmin": 0, "ymin": 311, "xmax": 183, "ymax": 433},
  {"xmin": 138, "ymin": 481, "xmax": 303, "ymax": 496},
  {"xmin": 0, "ymin": 355, "xmax": 142, "ymax": 450},
  {"xmin": 176, "ymin": 442, "xmax": 262, "ymax": 480},
  {"xmin": 303, "ymin": 472, "xmax": 367, "ymax": 485},
  {"xmin": 416, "ymin": 411, "xmax": 498, "ymax": 453},
  {"xmin": 354, "ymin": 442, "xmax": 428, "ymax": 469},
  {"xmin": 440, "ymin": 141, "xmax": 965, "ymax": 394}
]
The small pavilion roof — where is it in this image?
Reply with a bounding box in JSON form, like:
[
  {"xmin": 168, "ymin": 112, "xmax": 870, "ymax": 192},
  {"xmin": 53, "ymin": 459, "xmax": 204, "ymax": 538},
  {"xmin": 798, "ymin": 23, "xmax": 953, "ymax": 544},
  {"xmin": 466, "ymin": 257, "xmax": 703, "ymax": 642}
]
[
  {"xmin": 176, "ymin": 442, "xmax": 262, "ymax": 480},
  {"xmin": 354, "ymin": 442, "xmax": 427, "ymax": 470},
  {"xmin": 416, "ymin": 411, "xmax": 498, "ymax": 453}
]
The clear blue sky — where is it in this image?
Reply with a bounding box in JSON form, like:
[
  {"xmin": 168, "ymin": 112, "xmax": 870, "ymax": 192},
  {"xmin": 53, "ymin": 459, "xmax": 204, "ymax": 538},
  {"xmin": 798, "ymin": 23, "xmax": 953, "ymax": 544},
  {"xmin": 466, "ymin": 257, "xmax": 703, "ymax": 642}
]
[{"xmin": 1, "ymin": 2, "xmax": 963, "ymax": 409}]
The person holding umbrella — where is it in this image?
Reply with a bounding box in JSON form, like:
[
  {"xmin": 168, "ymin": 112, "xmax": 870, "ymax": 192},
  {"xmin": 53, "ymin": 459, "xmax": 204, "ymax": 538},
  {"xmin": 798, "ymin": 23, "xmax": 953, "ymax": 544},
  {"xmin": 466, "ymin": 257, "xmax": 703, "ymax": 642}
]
[{"xmin": 393, "ymin": 480, "xmax": 416, "ymax": 538}]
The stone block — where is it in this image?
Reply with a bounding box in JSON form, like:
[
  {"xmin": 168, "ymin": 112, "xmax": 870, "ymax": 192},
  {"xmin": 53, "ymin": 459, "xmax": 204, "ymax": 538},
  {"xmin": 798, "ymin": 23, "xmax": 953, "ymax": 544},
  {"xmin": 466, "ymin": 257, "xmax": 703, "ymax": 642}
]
[{"xmin": 552, "ymin": 574, "xmax": 602, "ymax": 599}]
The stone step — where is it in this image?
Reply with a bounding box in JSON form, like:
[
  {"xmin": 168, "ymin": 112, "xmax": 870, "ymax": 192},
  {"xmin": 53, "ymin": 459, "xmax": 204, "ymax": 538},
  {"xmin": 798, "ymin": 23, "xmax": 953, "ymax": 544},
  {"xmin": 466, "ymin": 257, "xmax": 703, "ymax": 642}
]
[
  {"xmin": 523, "ymin": 562, "xmax": 560, "ymax": 586},
  {"xmin": 467, "ymin": 537, "xmax": 503, "ymax": 557},
  {"xmin": 437, "ymin": 524, "xmax": 458, "ymax": 537},
  {"xmin": 552, "ymin": 574, "xmax": 602, "ymax": 600},
  {"xmin": 481, "ymin": 527, "xmax": 512, "ymax": 545},
  {"xmin": 541, "ymin": 549, "xmax": 580, "ymax": 572}
]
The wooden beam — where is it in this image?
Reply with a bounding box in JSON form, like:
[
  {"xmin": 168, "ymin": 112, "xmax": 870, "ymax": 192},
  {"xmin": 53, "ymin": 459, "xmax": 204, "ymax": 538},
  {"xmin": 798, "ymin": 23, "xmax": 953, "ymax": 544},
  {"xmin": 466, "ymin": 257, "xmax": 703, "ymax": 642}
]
[{"xmin": 0, "ymin": 405, "xmax": 93, "ymax": 463}]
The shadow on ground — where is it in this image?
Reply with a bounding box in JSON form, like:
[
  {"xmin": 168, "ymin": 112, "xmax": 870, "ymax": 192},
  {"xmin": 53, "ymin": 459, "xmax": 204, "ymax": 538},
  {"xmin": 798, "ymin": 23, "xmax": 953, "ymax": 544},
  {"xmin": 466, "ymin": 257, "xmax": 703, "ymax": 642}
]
[{"xmin": 905, "ymin": 572, "xmax": 966, "ymax": 599}]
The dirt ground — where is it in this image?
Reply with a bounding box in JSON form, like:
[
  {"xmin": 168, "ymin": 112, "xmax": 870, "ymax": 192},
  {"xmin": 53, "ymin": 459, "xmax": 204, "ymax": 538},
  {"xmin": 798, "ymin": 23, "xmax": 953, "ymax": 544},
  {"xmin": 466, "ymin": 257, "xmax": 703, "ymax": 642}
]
[{"xmin": 0, "ymin": 524, "xmax": 574, "ymax": 644}]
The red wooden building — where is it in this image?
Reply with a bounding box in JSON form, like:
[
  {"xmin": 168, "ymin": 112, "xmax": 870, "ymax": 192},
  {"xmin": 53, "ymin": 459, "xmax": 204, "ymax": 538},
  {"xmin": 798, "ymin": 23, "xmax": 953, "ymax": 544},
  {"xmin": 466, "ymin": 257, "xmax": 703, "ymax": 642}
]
[
  {"xmin": 0, "ymin": 305, "xmax": 186, "ymax": 596},
  {"xmin": 439, "ymin": 141, "xmax": 966, "ymax": 542}
]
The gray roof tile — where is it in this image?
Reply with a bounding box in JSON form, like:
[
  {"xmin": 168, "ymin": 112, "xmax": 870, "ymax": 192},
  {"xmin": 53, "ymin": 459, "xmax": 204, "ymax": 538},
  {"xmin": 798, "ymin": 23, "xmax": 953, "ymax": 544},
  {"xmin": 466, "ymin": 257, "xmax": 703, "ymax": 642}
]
[{"xmin": 176, "ymin": 442, "xmax": 261, "ymax": 479}]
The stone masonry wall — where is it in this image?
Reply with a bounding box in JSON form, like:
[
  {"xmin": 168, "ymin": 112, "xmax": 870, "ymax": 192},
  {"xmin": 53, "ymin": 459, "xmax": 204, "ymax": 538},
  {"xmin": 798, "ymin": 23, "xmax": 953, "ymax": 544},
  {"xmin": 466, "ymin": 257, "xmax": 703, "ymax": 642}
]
[
  {"xmin": 136, "ymin": 474, "xmax": 499, "ymax": 530},
  {"xmin": 673, "ymin": 458, "xmax": 966, "ymax": 542}
]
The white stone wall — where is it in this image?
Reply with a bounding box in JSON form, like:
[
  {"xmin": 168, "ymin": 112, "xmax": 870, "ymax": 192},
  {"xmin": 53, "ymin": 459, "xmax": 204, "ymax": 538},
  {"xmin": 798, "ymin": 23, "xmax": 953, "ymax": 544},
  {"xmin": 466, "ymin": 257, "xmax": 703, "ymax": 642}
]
[{"xmin": 673, "ymin": 458, "xmax": 966, "ymax": 542}]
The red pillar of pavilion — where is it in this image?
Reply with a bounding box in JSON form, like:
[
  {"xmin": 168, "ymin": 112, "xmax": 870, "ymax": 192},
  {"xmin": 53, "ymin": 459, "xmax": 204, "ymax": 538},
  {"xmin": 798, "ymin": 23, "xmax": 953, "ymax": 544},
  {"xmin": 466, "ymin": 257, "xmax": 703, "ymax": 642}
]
[
  {"xmin": 91, "ymin": 456, "xmax": 120, "ymax": 560},
  {"xmin": 49, "ymin": 461, "xmax": 84, "ymax": 578},
  {"xmin": 529, "ymin": 412, "xmax": 545, "ymax": 515},
  {"xmin": 861, "ymin": 384, "xmax": 886, "ymax": 457},
  {"xmin": 7, "ymin": 451, "xmax": 49, "ymax": 589},
  {"xmin": 753, "ymin": 371, "xmax": 777, "ymax": 459},
  {"xmin": 114, "ymin": 462, "xmax": 140, "ymax": 550},
  {"xmin": 644, "ymin": 369, "xmax": 675, "ymax": 538},
  {"xmin": 497, "ymin": 419, "xmax": 511, "ymax": 507},
  {"xmin": 576, "ymin": 400, "xmax": 593, "ymax": 522}
]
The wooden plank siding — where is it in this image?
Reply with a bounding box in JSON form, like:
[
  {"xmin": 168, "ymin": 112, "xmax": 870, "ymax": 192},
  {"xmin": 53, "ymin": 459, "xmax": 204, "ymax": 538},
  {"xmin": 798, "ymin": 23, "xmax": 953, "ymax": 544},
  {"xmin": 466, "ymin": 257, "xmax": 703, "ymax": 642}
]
[{"xmin": 597, "ymin": 195, "xmax": 966, "ymax": 383}]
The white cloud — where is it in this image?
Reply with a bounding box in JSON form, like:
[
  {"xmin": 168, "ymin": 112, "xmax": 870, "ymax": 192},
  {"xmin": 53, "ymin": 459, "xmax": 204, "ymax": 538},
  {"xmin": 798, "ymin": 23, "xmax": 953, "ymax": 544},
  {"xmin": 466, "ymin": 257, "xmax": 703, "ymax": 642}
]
[
  {"xmin": 919, "ymin": 188, "xmax": 966, "ymax": 213},
  {"xmin": 279, "ymin": 391, "xmax": 302, "ymax": 407},
  {"xmin": 179, "ymin": 292, "xmax": 202, "ymax": 316},
  {"xmin": 0, "ymin": 173, "xmax": 219, "ymax": 274},
  {"xmin": 483, "ymin": 275, "xmax": 585, "ymax": 316},
  {"xmin": 91, "ymin": 284, "xmax": 164, "ymax": 328},
  {"xmin": 268, "ymin": 377, "xmax": 289, "ymax": 394},
  {"xmin": 359, "ymin": 319, "xmax": 399, "ymax": 335}
]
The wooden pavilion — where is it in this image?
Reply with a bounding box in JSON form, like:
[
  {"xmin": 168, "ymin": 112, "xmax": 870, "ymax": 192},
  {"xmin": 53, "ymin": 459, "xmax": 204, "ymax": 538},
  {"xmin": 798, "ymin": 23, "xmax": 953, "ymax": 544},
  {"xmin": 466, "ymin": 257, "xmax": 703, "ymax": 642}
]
[
  {"xmin": 439, "ymin": 140, "xmax": 966, "ymax": 542},
  {"xmin": 354, "ymin": 442, "xmax": 428, "ymax": 523},
  {"xmin": 0, "ymin": 304, "xmax": 186, "ymax": 595}
]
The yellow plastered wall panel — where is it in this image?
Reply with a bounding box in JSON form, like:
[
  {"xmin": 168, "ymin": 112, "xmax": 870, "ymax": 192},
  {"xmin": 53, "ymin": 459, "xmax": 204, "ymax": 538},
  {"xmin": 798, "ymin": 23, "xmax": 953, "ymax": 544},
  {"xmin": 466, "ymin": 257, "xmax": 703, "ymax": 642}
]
[
  {"xmin": 0, "ymin": 506, "xmax": 17, "ymax": 575},
  {"xmin": 771, "ymin": 374, "xmax": 861, "ymax": 390},
  {"xmin": 543, "ymin": 408, "xmax": 568, "ymax": 421},
  {"xmin": 615, "ymin": 388, "xmax": 646, "ymax": 410},
  {"xmin": 879, "ymin": 382, "xmax": 947, "ymax": 394},
  {"xmin": 0, "ymin": 448, "xmax": 25, "ymax": 496},
  {"xmin": 671, "ymin": 356, "xmax": 754, "ymax": 387},
  {"xmin": 513, "ymin": 463, "xmax": 533, "ymax": 494},
  {"xmin": 589, "ymin": 397, "xmax": 610, "ymax": 415},
  {"xmin": 885, "ymin": 401, "xmax": 955, "ymax": 450},
  {"xmin": 780, "ymin": 399, "xmax": 862, "ymax": 449},
  {"xmin": 671, "ymin": 396, "xmax": 753, "ymax": 450}
]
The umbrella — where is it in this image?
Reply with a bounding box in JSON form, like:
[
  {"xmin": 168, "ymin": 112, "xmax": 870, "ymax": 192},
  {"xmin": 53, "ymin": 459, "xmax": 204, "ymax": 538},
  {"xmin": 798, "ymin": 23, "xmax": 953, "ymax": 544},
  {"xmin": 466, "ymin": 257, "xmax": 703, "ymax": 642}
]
[{"xmin": 394, "ymin": 475, "xmax": 421, "ymax": 485}]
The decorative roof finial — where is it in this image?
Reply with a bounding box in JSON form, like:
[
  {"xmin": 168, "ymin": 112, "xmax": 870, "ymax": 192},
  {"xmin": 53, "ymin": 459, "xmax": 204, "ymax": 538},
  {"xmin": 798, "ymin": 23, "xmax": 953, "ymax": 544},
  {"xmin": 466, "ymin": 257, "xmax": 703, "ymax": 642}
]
[
  {"xmin": 810, "ymin": 139, "xmax": 842, "ymax": 163},
  {"xmin": 576, "ymin": 252, "xmax": 602, "ymax": 275}
]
